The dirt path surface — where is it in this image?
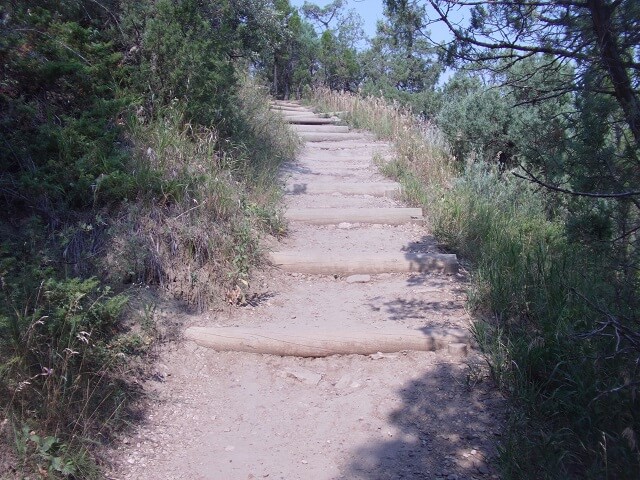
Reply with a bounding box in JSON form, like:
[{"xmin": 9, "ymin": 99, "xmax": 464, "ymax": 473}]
[{"xmin": 109, "ymin": 102, "xmax": 505, "ymax": 480}]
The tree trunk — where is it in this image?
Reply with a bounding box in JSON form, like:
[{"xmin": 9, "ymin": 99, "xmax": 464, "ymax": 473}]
[{"xmin": 588, "ymin": 0, "xmax": 640, "ymax": 144}]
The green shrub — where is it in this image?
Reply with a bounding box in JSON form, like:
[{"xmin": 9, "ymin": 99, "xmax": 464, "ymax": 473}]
[
  {"xmin": 307, "ymin": 88, "xmax": 640, "ymax": 478},
  {"xmin": 434, "ymin": 162, "xmax": 639, "ymax": 478}
]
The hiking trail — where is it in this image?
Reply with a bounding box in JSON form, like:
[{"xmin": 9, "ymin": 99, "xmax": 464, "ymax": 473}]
[{"xmin": 110, "ymin": 101, "xmax": 505, "ymax": 480}]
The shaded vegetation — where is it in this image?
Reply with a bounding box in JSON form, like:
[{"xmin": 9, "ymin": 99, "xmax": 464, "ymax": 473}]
[{"xmin": 0, "ymin": 0, "xmax": 297, "ymax": 477}]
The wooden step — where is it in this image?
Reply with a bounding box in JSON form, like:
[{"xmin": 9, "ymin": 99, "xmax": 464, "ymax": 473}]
[
  {"xmin": 271, "ymin": 100, "xmax": 301, "ymax": 105},
  {"xmin": 285, "ymin": 207, "xmax": 424, "ymax": 225},
  {"xmin": 290, "ymin": 125, "xmax": 349, "ymax": 133},
  {"xmin": 184, "ymin": 326, "xmax": 470, "ymax": 357},
  {"xmin": 268, "ymin": 250, "xmax": 458, "ymax": 275},
  {"xmin": 297, "ymin": 132, "xmax": 364, "ymax": 142},
  {"xmin": 286, "ymin": 117, "xmax": 338, "ymax": 125},
  {"xmin": 270, "ymin": 105, "xmax": 309, "ymax": 112},
  {"xmin": 279, "ymin": 113, "xmax": 318, "ymax": 120},
  {"xmin": 285, "ymin": 181, "xmax": 400, "ymax": 196}
]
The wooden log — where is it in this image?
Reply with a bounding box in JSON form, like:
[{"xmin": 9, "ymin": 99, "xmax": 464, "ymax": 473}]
[
  {"xmin": 285, "ymin": 181, "xmax": 399, "ymax": 196},
  {"xmin": 279, "ymin": 112, "xmax": 316, "ymax": 118},
  {"xmin": 286, "ymin": 117, "xmax": 338, "ymax": 125},
  {"xmin": 298, "ymin": 132, "xmax": 365, "ymax": 142},
  {"xmin": 290, "ymin": 125, "xmax": 350, "ymax": 133},
  {"xmin": 271, "ymin": 100, "xmax": 301, "ymax": 106},
  {"xmin": 271, "ymin": 107, "xmax": 310, "ymax": 113},
  {"xmin": 184, "ymin": 326, "xmax": 470, "ymax": 357},
  {"xmin": 268, "ymin": 250, "xmax": 459, "ymax": 275},
  {"xmin": 285, "ymin": 207, "xmax": 424, "ymax": 225}
]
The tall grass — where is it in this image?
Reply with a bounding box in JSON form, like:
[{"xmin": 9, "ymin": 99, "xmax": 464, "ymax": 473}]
[
  {"xmin": 306, "ymin": 87, "xmax": 452, "ymax": 202},
  {"xmin": 0, "ymin": 79, "xmax": 298, "ymax": 478},
  {"xmin": 306, "ymin": 88, "xmax": 640, "ymax": 478},
  {"xmin": 103, "ymin": 79, "xmax": 298, "ymax": 311}
]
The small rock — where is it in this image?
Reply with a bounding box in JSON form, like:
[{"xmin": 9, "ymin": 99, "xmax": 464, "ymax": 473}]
[
  {"xmin": 337, "ymin": 222, "xmax": 351, "ymax": 229},
  {"xmin": 280, "ymin": 366, "xmax": 322, "ymax": 386},
  {"xmin": 301, "ymin": 460, "xmax": 308, "ymax": 465},
  {"xmin": 224, "ymin": 446, "xmax": 235, "ymax": 452},
  {"xmin": 447, "ymin": 342, "xmax": 468, "ymax": 358},
  {"xmin": 346, "ymin": 274, "xmax": 371, "ymax": 284}
]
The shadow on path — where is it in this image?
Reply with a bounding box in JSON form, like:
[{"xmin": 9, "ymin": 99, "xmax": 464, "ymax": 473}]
[{"xmin": 341, "ymin": 363, "xmax": 505, "ymax": 479}]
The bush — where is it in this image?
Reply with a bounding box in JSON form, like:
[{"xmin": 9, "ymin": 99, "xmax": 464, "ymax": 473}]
[
  {"xmin": 0, "ymin": 274, "xmax": 136, "ymax": 478},
  {"xmin": 307, "ymin": 88, "xmax": 640, "ymax": 478}
]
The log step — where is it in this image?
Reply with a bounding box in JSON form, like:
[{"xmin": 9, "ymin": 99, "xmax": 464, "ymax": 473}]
[
  {"xmin": 286, "ymin": 117, "xmax": 338, "ymax": 125},
  {"xmin": 268, "ymin": 250, "xmax": 459, "ymax": 275},
  {"xmin": 271, "ymin": 100, "xmax": 301, "ymax": 106},
  {"xmin": 285, "ymin": 181, "xmax": 400, "ymax": 196},
  {"xmin": 297, "ymin": 132, "xmax": 364, "ymax": 142},
  {"xmin": 278, "ymin": 111, "xmax": 317, "ymax": 117},
  {"xmin": 290, "ymin": 125, "xmax": 350, "ymax": 133},
  {"xmin": 184, "ymin": 326, "xmax": 469, "ymax": 357},
  {"xmin": 285, "ymin": 207, "xmax": 424, "ymax": 225},
  {"xmin": 270, "ymin": 105, "xmax": 309, "ymax": 112}
]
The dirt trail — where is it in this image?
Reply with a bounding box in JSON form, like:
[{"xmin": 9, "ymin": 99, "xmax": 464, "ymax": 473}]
[{"xmin": 110, "ymin": 103, "xmax": 505, "ymax": 480}]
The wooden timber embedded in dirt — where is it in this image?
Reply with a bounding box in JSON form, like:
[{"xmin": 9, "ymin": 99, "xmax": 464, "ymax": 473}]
[
  {"xmin": 290, "ymin": 125, "xmax": 350, "ymax": 133},
  {"xmin": 184, "ymin": 326, "xmax": 470, "ymax": 357},
  {"xmin": 270, "ymin": 105, "xmax": 309, "ymax": 111},
  {"xmin": 271, "ymin": 100, "xmax": 302, "ymax": 105},
  {"xmin": 285, "ymin": 117, "xmax": 339, "ymax": 125},
  {"xmin": 297, "ymin": 132, "xmax": 364, "ymax": 142},
  {"xmin": 285, "ymin": 207, "xmax": 424, "ymax": 225},
  {"xmin": 285, "ymin": 181, "xmax": 400, "ymax": 196},
  {"xmin": 268, "ymin": 250, "xmax": 458, "ymax": 275},
  {"xmin": 278, "ymin": 111, "xmax": 316, "ymax": 118}
]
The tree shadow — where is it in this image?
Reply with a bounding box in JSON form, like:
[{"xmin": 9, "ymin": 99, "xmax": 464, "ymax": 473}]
[
  {"xmin": 379, "ymin": 298, "xmax": 463, "ymax": 321},
  {"xmin": 401, "ymin": 236, "xmax": 438, "ymax": 254},
  {"xmin": 341, "ymin": 363, "xmax": 505, "ymax": 479},
  {"xmin": 401, "ymin": 235, "xmax": 467, "ymax": 286},
  {"xmin": 279, "ymin": 163, "xmax": 317, "ymax": 175},
  {"xmin": 285, "ymin": 183, "xmax": 308, "ymax": 194}
]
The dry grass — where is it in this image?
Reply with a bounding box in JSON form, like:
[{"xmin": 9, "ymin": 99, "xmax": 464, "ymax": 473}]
[
  {"xmin": 104, "ymin": 80, "xmax": 298, "ymax": 312},
  {"xmin": 306, "ymin": 87, "xmax": 453, "ymax": 205},
  {"xmin": 306, "ymin": 87, "xmax": 640, "ymax": 478}
]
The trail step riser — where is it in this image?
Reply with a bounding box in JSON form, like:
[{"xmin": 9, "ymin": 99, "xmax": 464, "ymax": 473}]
[
  {"xmin": 298, "ymin": 132, "xmax": 363, "ymax": 142},
  {"xmin": 285, "ymin": 182, "xmax": 399, "ymax": 196},
  {"xmin": 184, "ymin": 326, "xmax": 470, "ymax": 357},
  {"xmin": 286, "ymin": 117, "xmax": 338, "ymax": 125},
  {"xmin": 271, "ymin": 106, "xmax": 309, "ymax": 111},
  {"xmin": 285, "ymin": 207, "xmax": 424, "ymax": 225},
  {"xmin": 268, "ymin": 251, "xmax": 459, "ymax": 275},
  {"xmin": 290, "ymin": 125, "xmax": 350, "ymax": 133}
]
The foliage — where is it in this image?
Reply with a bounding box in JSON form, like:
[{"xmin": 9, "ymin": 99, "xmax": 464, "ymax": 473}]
[
  {"xmin": 261, "ymin": 2, "xmax": 319, "ymax": 99},
  {"xmin": 437, "ymin": 61, "xmax": 572, "ymax": 168},
  {"xmin": 300, "ymin": 0, "xmax": 363, "ymax": 92},
  {"xmin": 0, "ymin": 0, "xmax": 299, "ymax": 476},
  {"xmin": 307, "ymin": 86, "xmax": 640, "ymax": 478},
  {"xmin": 0, "ymin": 273, "xmax": 132, "ymax": 478},
  {"xmin": 361, "ymin": 0, "xmax": 442, "ymax": 115}
]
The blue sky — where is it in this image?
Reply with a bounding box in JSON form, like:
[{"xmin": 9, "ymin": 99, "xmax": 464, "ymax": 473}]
[{"xmin": 288, "ymin": 0, "xmax": 459, "ymax": 46}]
